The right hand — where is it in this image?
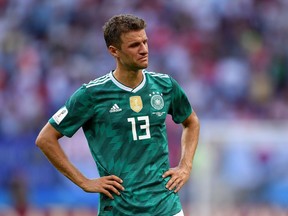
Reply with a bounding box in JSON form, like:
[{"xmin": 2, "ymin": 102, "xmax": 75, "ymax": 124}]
[{"xmin": 81, "ymin": 175, "xmax": 125, "ymax": 199}]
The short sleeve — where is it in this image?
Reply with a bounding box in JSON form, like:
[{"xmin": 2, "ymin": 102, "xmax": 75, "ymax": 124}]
[
  {"xmin": 49, "ymin": 85, "xmax": 95, "ymax": 137},
  {"xmin": 168, "ymin": 77, "xmax": 193, "ymax": 124}
]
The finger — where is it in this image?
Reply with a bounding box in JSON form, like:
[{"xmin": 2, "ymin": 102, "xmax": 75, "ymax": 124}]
[
  {"xmin": 109, "ymin": 180, "xmax": 125, "ymax": 191},
  {"xmin": 168, "ymin": 178, "xmax": 181, "ymax": 191},
  {"xmin": 162, "ymin": 169, "xmax": 174, "ymax": 178},
  {"xmin": 174, "ymin": 182, "xmax": 183, "ymax": 193},
  {"xmin": 109, "ymin": 175, "xmax": 123, "ymax": 183},
  {"xmin": 165, "ymin": 176, "xmax": 177, "ymax": 189},
  {"xmin": 101, "ymin": 189, "xmax": 114, "ymax": 199},
  {"xmin": 105, "ymin": 185, "xmax": 121, "ymax": 196}
]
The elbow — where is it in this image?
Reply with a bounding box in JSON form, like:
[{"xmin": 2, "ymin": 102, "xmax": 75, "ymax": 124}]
[
  {"xmin": 35, "ymin": 133, "xmax": 46, "ymax": 149},
  {"xmin": 35, "ymin": 133, "xmax": 56, "ymax": 153},
  {"xmin": 184, "ymin": 111, "xmax": 200, "ymax": 130},
  {"xmin": 194, "ymin": 114, "xmax": 200, "ymax": 136},
  {"xmin": 194, "ymin": 113, "xmax": 200, "ymax": 130},
  {"xmin": 35, "ymin": 130, "xmax": 52, "ymax": 150},
  {"xmin": 35, "ymin": 123, "xmax": 61, "ymax": 149}
]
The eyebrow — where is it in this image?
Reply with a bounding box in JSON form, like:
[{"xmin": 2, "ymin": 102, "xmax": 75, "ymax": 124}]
[{"xmin": 128, "ymin": 38, "xmax": 148, "ymax": 47}]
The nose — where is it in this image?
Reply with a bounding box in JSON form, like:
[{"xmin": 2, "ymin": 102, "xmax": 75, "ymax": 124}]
[{"xmin": 139, "ymin": 43, "xmax": 148, "ymax": 54}]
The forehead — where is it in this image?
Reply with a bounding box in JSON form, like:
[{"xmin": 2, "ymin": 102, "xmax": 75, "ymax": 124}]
[{"xmin": 120, "ymin": 29, "xmax": 147, "ymax": 45}]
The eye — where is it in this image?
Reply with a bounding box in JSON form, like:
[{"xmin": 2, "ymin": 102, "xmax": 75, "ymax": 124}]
[{"xmin": 129, "ymin": 42, "xmax": 140, "ymax": 48}]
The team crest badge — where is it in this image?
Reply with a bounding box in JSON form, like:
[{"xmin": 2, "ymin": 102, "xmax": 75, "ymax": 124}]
[
  {"xmin": 129, "ymin": 96, "xmax": 143, "ymax": 113},
  {"xmin": 150, "ymin": 92, "xmax": 164, "ymax": 110}
]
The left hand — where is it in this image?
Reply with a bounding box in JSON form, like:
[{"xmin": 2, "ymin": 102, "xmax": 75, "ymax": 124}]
[{"xmin": 162, "ymin": 166, "xmax": 191, "ymax": 193}]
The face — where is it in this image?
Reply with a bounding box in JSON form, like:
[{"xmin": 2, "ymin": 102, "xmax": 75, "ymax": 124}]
[{"xmin": 111, "ymin": 29, "xmax": 149, "ymax": 71}]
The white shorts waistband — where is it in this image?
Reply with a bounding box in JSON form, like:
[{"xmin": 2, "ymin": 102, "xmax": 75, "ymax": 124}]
[{"xmin": 174, "ymin": 210, "xmax": 184, "ymax": 216}]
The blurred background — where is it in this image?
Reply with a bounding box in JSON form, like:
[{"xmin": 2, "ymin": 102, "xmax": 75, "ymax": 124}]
[{"xmin": 0, "ymin": 0, "xmax": 288, "ymax": 215}]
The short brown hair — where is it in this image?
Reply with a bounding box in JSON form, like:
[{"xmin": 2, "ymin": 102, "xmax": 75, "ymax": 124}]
[{"xmin": 103, "ymin": 14, "xmax": 146, "ymax": 48}]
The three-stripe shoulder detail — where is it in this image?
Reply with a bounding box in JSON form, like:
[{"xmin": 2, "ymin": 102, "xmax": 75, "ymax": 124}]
[
  {"xmin": 145, "ymin": 71, "xmax": 170, "ymax": 79},
  {"xmin": 84, "ymin": 74, "xmax": 111, "ymax": 88}
]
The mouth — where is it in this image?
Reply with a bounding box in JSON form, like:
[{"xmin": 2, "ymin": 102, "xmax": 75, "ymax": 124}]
[{"xmin": 139, "ymin": 56, "xmax": 148, "ymax": 61}]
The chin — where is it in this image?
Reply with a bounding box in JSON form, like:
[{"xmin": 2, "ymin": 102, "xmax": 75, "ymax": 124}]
[
  {"xmin": 141, "ymin": 62, "xmax": 148, "ymax": 69},
  {"xmin": 136, "ymin": 65, "xmax": 148, "ymax": 70},
  {"xmin": 132, "ymin": 63, "xmax": 148, "ymax": 71}
]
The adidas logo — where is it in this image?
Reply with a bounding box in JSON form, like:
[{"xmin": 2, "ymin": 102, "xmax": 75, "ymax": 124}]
[{"xmin": 109, "ymin": 104, "xmax": 122, "ymax": 113}]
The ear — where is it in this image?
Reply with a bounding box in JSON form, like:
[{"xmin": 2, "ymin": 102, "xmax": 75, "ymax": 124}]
[{"xmin": 108, "ymin": 45, "xmax": 119, "ymax": 58}]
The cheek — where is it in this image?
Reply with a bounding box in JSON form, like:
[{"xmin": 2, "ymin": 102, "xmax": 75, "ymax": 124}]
[
  {"xmin": 119, "ymin": 55, "xmax": 134, "ymax": 65},
  {"xmin": 124, "ymin": 53, "xmax": 136, "ymax": 62}
]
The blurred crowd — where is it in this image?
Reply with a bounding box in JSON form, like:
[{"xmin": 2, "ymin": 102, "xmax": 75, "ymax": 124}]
[
  {"xmin": 0, "ymin": 0, "xmax": 288, "ymax": 214},
  {"xmin": 0, "ymin": 0, "xmax": 288, "ymax": 136}
]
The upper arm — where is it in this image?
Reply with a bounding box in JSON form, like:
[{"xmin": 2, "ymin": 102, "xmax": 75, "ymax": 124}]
[
  {"xmin": 35, "ymin": 122, "xmax": 63, "ymax": 147},
  {"xmin": 182, "ymin": 111, "xmax": 200, "ymax": 129},
  {"xmin": 168, "ymin": 77, "xmax": 192, "ymax": 124}
]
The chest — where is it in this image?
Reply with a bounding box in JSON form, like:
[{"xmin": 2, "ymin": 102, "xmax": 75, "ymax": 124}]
[{"xmin": 93, "ymin": 89, "xmax": 171, "ymax": 136}]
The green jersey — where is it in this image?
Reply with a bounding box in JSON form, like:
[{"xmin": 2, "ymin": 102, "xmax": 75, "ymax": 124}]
[{"xmin": 49, "ymin": 70, "xmax": 192, "ymax": 216}]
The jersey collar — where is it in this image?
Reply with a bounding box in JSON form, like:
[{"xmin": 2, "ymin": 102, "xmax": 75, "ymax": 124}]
[{"xmin": 109, "ymin": 70, "xmax": 146, "ymax": 93}]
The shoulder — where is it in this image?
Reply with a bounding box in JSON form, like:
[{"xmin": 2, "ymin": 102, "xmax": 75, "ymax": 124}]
[
  {"xmin": 83, "ymin": 73, "xmax": 111, "ymax": 89},
  {"xmin": 144, "ymin": 70, "xmax": 173, "ymax": 87},
  {"xmin": 144, "ymin": 70, "xmax": 185, "ymax": 95},
  {"xmin": 144, "ymin": 70, "xmax": 170, "ymax": 79},
  {"xmin": 69, "ymin": 73, "xmax": 111, "ymax": 101},
  {"xmin": 144, "ymin": 70, "xmax": 182, "ymax": 89}
]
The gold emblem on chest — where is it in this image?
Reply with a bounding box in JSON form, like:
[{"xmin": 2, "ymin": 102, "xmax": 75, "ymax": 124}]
[{"xmin": 129, "ymin": 96, "xmax": 143, "ymax": 113}]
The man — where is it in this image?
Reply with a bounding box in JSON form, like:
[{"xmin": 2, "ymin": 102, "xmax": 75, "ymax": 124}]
[{"xmin": 36, "ymin": 14, "xmax": 200, "ymax": 216}]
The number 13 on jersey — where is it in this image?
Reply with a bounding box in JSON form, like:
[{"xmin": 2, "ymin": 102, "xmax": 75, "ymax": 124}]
[{"xmin": 127, "ymin": 116, "xmax": 151, "ymax": 141}]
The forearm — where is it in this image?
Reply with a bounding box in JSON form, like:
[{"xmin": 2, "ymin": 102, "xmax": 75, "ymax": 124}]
[
  {"xmin": 179, "ymin": 112, "xmax": 200, "ymax": 171},
  {"xmin": 40, "ymin": 140, "xmax": 86, "ymax": 186},
  {"xmin": 36, "ymin": 123, "xmax": 124, "ymax": 198},
  {"xmin": 36, "ymin": 125, "xmax": 87, "ymax": 189},
  {"xmin": 162, "ymin": 112, "xmax": 200, "ymax": 192}
]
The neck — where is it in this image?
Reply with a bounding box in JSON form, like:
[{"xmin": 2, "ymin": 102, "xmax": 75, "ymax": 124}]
[{"xmin": 113, "ymin": 69, "xmax": 144, "ymax": 89}]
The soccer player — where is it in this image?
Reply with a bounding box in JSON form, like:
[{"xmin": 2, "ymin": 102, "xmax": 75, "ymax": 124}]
[{"xmin": 36, "ymin": 14, "xmax": 200, "ymax": 216}]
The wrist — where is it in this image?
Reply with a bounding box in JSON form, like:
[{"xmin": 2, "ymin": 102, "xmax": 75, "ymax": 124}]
[
  {"xmin": 77, "ymin": 176, "xmax": 89, "ymax": 190},
  {"xmin": 179, "ymin": 160, "xmax": 192, "ymax": 171}
]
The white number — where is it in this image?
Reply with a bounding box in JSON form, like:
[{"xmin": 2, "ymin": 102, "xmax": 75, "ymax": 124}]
[
  {"xmin": 127, "ymin": 117, "xmax": 137, "ymax": 140},
  {"xmin": 138, "ymin": 116, "xmax": 151, "ymax": 140},
  {"xmin": 127, "ymin": 116, "xmax": 151, "ymax": 141}
]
